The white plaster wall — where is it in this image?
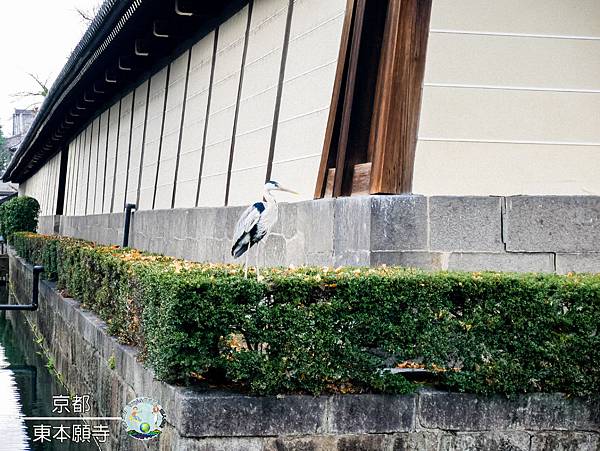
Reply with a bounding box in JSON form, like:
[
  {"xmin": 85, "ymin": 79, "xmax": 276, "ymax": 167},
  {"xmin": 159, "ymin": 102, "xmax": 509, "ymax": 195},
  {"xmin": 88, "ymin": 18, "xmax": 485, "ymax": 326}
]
[
  {"xmin": 113, "ymin": 93, "xmax": 134, "ymax": 213},
  {"xmin": 50, "ymin": 154, "xmax": 59, "ymax": 215},
  {"xmin": 94, "ymin": 110, "xmax": 110, "ymax": 214},
  {"xmin": 125, "ymin": 80, "xmax": 150, "ymax": 207},
  {"xmin": 154, "ymin": 52, "xmax": 189, "ymax": 210},
  {"xmin": 413, "ymin": 0, "xmax": 600, "ymax": 195},
  {"xmin": 80, "ymin": 126, "xmax": 93, "ymax": 215},
  {"xmin": 64, "ymin": 141, "xmax": 74, "ymax": 215},
  {"xmin": 173, "ymin": 32, "xmax": 215, "ymax": 208},
  {"xmin": 227, "ymin": 0, "xmax": 289, "ymax": 206},
  {"xmin": 103, "ymin": 101, "xmax": 121, "ymax": 213},
  {"xmin": 67, "ymin": 136, "xmax": 78, "ymax": 216},
  {"xmin": 198, "ymin": 6, "xmax": 249, "ymax": 207},
  {"xmin": 66, "ymin": 135, "xmax": 76, "ymax": 215},
  {"xmin": 19, "ymin": 152, "xmax": 61, "ymax": 216},
  {"xmin": 74, "ymin": 134, "xmax": 85, "ymax": 215},
  {"xmin": 269, "ymin": 0, "xmax": 346, "ymax": 203},
  {"xmin": 138, "ymin": 68, "xmax": 168, "ymax": 210},
  {"xmin": 86, "ymin": 118, "xmax": 100, "ymax": 214},
  {"xmin": 55, "ymin": 0, "xmax": 347, "ymax": 215},
  {"xmin": 86, "ymin": 117, "xmax": 104, "ymax": 214}
]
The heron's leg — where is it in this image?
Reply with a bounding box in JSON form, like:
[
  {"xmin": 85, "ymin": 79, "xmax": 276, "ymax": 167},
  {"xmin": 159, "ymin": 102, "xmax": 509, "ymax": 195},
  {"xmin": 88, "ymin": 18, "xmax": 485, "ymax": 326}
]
[
  {"xmin": 244, "ymin": 250, "xmax": 249, "ymax": 279},
  {"xmin": 256, "ymin": 242, "xmax": 260, "ymax": 279}
]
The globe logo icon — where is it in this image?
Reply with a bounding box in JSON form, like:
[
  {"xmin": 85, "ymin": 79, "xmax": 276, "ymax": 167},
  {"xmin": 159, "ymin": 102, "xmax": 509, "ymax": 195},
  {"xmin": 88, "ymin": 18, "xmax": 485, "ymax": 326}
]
[{"xmin": 121, "ymin": 397, "xmax": 166, "ymax": 441}]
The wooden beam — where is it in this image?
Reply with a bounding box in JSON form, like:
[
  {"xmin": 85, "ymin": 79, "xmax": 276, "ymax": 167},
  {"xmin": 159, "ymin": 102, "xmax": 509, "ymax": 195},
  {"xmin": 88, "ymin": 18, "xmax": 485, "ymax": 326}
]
[
  {"xmin": 153, "ymin": 21, "xmax": 170, "ymax": 38},
  {"xmin": 175, "ymin": 0, "xmax": 194, "ymax": 16},
  {"xmin": 314, "ymin": 0, "xmax": 356, "ymax": 199},
  {"xmin": 351, "ymin": 162, "xmax": 371, "ymax": 195},
  {"xmin": 93, "ymin": 83, "xmax": 105, "ymax": 94},
  {"xmin": 135, "ymin": 39, "xmax": 150, "ymax": 56},
  {"xmin": 105, "ymin": 70, "xmax": 117, "ymax": 83},
  {"xmin": 118, "ymin": 57, "xmax": 133, "ymax": 71},
  {"xmin": 368, "ymin": 0, "xmax": 432, "ymax": 194},
  {"xmin": 332, "ymin": 0, "xmax": 366, "ymax": 198},
  {"xmin": 324, "ymin": 168, "xmax": 336, "ymax": 198}
]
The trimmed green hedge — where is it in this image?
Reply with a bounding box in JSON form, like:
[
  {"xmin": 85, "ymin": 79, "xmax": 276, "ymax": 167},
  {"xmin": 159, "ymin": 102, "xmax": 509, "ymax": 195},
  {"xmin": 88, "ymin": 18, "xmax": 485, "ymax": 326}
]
[
  {"xmin": 11, "ymin": 232, "xmax": 600, "ymax": 396},
  {"xmin": 0, "ymin": 196, "xmax": 40, "ymax": 239}
]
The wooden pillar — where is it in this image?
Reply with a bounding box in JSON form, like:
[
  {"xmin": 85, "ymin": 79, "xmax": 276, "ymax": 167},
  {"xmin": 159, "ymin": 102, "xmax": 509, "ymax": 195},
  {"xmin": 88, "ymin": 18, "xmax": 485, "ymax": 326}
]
[
  {"xmin": 369, "ymin": 0, "xmax": 432, "ymax": 194},
  {"xmin": 314, "ymin": 0, "xmax": 357, "ymax": 199}
]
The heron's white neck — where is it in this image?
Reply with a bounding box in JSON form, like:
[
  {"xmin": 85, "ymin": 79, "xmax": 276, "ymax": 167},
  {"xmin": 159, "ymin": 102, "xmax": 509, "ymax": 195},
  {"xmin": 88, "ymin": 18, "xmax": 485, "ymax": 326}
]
[{"xmin": 263, "ymin": 188, "xmax": 277, "ymax": 204}]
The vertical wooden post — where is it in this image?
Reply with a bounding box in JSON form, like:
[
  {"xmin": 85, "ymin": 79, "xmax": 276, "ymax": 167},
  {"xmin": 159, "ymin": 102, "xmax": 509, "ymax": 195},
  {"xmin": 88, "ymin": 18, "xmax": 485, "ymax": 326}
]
[
  {"xmin": 332, "ymin": 0, "xmax": 366, "ymax": 198},
  {"xmin": 368, "ymin": 0, "xmax": 432, "ymax": 194},
  {"xmin": 314, "ymin": 0, "xmax": 356, "ymax": 199}
]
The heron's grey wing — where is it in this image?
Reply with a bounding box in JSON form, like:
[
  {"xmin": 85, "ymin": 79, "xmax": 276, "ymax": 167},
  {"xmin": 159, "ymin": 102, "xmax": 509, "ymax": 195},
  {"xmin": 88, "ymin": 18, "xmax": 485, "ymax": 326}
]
[
  {"xmin": 231, "ymin": 204, "xmax": 263, "ymax": 258},
  {"xmin": 233, "ymin": 204, "xmax": 261, "ymax": 243}
]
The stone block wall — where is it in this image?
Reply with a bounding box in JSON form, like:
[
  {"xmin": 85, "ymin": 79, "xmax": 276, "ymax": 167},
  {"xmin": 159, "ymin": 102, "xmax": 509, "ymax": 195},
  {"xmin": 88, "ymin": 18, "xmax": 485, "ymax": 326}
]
[
  {"xmin": 7, "ymin": 252, "xmax": 600, "ymax": 450},
  {"xmin": 37, "ymin": 195, "xmax": 600, "ymax": 273}
]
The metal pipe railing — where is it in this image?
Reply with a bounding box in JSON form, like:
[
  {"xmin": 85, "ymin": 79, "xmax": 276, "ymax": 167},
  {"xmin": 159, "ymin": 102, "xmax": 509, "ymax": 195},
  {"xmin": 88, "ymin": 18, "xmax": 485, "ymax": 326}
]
[{"xmin": 0, "ymin": 265, "xmax": 44, "ymax": 311}]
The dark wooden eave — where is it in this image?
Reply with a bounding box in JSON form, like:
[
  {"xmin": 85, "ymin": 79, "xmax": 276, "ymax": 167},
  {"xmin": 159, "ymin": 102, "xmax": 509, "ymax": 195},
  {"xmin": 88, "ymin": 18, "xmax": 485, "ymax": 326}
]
[{"xmin": 3, "ymin": 0, "xmax": 248, "ymax": 183}]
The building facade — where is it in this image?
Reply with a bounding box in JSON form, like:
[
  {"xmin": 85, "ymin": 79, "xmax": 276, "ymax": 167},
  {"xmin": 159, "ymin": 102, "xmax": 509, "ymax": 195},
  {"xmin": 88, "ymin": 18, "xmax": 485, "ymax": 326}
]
[
  {"xmin": 11, "ymin": 109, "xmax": 36, "ymax": 138},
  {"xmin": 11, "ymin": 0, "xmax": 349, "ymax": 214},
  {"xmin": 4, "ymin": 0, "xmax": 600, "ymax": 272},
  {"xmin": 4, "ymin": 109, "xmax": 37, "ymax": 156}
]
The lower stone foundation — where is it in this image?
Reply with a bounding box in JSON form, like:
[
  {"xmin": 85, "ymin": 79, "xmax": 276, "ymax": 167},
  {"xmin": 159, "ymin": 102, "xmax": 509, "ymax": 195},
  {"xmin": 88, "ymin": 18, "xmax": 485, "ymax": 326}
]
[{"xmin": 7, "ymin": 250, "xmax": 600, "ymax": 450}]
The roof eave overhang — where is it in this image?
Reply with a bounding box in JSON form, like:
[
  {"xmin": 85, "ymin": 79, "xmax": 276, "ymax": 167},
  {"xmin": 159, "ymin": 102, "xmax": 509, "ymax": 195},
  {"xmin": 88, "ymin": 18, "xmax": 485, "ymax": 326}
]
[{"xmin": 3, "ymin": 0, "xmax": 247, "ymax": 183}]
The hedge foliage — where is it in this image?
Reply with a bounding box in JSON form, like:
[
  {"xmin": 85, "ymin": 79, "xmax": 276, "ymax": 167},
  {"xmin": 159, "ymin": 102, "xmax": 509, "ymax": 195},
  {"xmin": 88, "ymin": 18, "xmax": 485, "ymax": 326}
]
[
  {"xmin": 11, "ymin": 232, "xmax": 600, "ymax": 397},
  {"xmin": 0, "ymin": 196, "xmax": 40, "ymax": 239}
]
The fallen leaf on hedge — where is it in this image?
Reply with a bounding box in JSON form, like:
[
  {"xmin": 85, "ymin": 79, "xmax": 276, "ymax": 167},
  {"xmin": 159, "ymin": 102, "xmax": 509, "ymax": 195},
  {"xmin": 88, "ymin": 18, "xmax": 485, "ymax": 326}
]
[{"xmin": 397, "ymin": 360, "xmax": 425, "ymax": 369}]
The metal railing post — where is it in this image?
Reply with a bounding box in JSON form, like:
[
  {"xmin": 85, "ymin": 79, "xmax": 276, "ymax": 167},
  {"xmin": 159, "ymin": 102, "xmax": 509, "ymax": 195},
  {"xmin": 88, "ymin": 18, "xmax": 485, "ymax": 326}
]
[
  {"xmin": 31, "ymin": 265, "xmax": 43, "ymax": 310},
  {"xmin": 123, "ymin": 203, "xmax": 137, "ymax": 248},
  {"xmin": 0, "ymin": 265, "xmax": 44, "ymax": 311}
]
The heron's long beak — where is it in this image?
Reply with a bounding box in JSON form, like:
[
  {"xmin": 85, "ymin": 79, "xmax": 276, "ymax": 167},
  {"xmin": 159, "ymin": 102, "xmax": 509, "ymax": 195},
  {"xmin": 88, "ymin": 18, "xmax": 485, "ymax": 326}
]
[{"xmin": 278, "ymin": 185, "xmax": 299, "ymax": 195}]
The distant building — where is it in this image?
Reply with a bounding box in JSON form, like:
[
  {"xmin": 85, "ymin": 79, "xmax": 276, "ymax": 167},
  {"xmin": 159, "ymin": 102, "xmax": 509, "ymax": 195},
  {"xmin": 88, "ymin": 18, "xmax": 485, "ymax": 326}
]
[
  {"xmin": 5, "ymin": 109, "xmax": 37, "ymax": 152},
  {"xmin": 12, "ymin": 109, "xmax": 36, "ymax": 137},
  {"xmin": 0, "ymin": 181, "xmax": 17, "ymax": 204}
]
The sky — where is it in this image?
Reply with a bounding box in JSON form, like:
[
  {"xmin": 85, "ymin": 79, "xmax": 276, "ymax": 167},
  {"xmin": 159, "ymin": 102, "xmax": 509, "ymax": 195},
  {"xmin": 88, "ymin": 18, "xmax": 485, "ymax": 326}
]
[{"xmin": 0, "ymin": 0, "xmax": 100, "ymax": 135}]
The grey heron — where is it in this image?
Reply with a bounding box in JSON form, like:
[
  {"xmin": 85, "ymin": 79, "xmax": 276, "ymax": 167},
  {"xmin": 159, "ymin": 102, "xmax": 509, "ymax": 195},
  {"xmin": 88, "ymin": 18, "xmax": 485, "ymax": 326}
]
[{"xmin": 231, "ymin": 180, "xmax": 297, "ymax": 278}]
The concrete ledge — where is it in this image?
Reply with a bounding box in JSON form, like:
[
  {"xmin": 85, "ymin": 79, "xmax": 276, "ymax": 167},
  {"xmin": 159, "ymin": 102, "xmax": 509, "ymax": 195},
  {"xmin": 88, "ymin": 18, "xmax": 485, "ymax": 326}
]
[
  {"xmin": 329, "ymin": 395, "xmax": 415, "ymax": 434},
  {"xmin": 7, "ymin": 250, "xmax": 600, "ymax": 450},
  {"xmin": 370, "ymin": 251, "xmax": 448, "ymax": 269},
  {"xmin": 39, "ymin": 195, "xmax": 600, "ymax": 273},
  {"xmin": 556, "ymin": 253, "xmax": 600, "ymax": 274},
  {"xmin": 429, "ymin": 196, "xmax": 503, "ymax": 252},
  {"xmin": 38, "ymin": 195, "xmax": 600, "ymax": 274},
  {"xmin": 419, "ymin": 392, "xmax": 599, "ymax": 432},
  {"xmin": 448, "ymin": 252, "xmax": 555, "ymax": 273},
  {"xmin": 178, "ymin": 393, "xmax": 328, "ymax": 437},
  {"xmin": 504, "ymin": 196, "xmax": 600, "ymax": 253},
  {"xmin": 370, "ymin": 196, "xmax": 428, "ymax": 252}
]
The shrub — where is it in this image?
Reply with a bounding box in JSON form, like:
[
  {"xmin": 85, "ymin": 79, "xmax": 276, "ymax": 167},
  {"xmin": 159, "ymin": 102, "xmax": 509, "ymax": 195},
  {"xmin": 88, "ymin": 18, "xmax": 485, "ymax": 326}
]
[
  {"xmin": 0, "ymin": 196, "xmax": 40, "ymax": 240},
  {"xmin": 11, "ymin": 232, "xmax": 600, "ymax": 397}
]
